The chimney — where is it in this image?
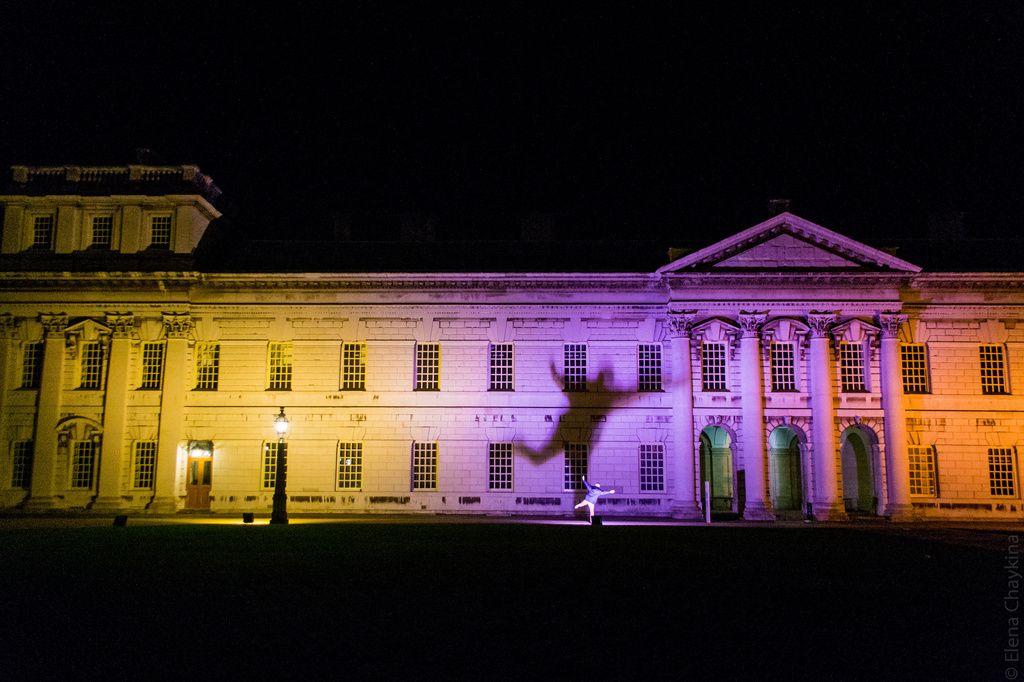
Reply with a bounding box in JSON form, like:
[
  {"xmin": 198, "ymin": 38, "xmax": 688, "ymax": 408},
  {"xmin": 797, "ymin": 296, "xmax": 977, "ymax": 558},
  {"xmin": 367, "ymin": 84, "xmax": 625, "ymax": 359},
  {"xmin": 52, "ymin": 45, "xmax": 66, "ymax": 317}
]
[{"xmin": 768, "ymin": 198, "xmax": 791, "ymax": 216}]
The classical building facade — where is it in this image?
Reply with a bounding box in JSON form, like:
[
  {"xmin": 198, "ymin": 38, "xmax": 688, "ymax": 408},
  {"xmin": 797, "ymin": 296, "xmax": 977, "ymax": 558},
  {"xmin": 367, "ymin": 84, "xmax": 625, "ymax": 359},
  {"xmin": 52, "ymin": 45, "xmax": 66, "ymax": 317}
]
[{"xmin": 1, "ymin": 163, "xmax": 1021, "ymax": 520}]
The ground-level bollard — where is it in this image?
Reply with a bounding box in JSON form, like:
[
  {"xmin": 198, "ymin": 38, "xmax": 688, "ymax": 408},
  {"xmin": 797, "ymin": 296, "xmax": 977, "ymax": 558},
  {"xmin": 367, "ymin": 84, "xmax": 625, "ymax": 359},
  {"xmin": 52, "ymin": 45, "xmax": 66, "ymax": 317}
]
[{"xmin": 242, "ymin": 513, "xmax": 254, "ymax": 524}]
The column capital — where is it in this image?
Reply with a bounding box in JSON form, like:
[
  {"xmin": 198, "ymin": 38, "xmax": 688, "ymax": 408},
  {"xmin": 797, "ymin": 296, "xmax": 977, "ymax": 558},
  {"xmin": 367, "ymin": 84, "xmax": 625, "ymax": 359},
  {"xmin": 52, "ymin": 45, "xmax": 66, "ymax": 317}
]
[
  {"xmin": 807, "ymin": 311, "xmax": 838, "ymax": 338},
  {"xmin": 40, "ymin": 313, "xmax": 68, "ymax": 337},
  {"xmin": 666, "ymin": 311, "xmax": 698, "ymax": 338},
  {"xmin": 737, "ymin": 311, "xmax": 768, "ymax": 338},
  {"xmin": 0, "ymin": 314, "xmax": 17, "ymax": 339},
  {"xmin": 162, "ymin": 312, "xmax": 194, "ymax": 339},
  {"xmin": 104, "ymin": 313, "xmax": 136, "ymax": 338},
  {"xmin": 877, "ymin": 312, "xmax": 907, "ymax": 339}
]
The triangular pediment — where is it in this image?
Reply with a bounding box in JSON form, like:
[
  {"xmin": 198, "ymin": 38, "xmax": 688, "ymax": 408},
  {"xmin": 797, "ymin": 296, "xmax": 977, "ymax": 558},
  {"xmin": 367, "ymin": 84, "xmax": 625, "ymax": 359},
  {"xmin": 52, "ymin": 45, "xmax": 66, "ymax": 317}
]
[{"xmin": 657, "ymin": 212, "xmax": 921, "ymax": 274}]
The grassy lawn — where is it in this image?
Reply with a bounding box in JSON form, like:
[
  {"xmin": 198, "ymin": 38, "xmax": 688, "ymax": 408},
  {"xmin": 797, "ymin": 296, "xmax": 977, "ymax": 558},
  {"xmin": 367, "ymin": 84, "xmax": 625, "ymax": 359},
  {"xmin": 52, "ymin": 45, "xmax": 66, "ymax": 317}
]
[{"xmin": 0, "ymin": 522, "xmax": 1010, "ymax": 679}]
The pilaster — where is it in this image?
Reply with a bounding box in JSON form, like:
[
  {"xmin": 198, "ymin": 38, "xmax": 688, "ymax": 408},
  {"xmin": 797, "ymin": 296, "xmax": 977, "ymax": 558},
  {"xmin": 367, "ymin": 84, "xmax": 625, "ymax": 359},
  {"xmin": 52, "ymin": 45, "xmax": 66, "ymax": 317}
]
[
  {"xmin": 807, "ymin": 312, "xmax": 847, "ymax": 521},
  {"xmin": 738, "ymin": 311, "xmax": 773, "ymax": 521},
  {"xmin": 91, "ymin": 313, "xmax": 134, "ymax": 512},
  {"xmin": 150, "ymin": 313, "xmax": 192, "ymax": 512},
  {"xmin": 25, "ymin": 314, "xmax": 67, "ymax": 510},
  {"xmin": 878, "ymin": 313, "xmax": 915, "ymax": 520},
  {"xmin": 667, "ymin": 311, "xmax": 701, "ymax": 519}
]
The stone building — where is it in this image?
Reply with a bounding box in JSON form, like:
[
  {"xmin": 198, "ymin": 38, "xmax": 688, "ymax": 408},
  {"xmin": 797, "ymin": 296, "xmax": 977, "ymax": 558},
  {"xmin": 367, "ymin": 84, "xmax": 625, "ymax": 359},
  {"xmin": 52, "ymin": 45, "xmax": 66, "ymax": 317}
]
[{"xmin": 0, "ymin": 163, "xmax": 1021, "ymax": 520}]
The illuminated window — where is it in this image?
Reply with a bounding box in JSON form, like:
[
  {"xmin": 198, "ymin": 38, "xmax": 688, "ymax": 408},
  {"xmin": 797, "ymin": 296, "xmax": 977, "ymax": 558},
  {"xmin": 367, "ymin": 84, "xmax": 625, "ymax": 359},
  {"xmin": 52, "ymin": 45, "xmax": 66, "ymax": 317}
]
[
  {"xmin": 70, "ymin": 441, "xmax": 96, "ymax": 489},
  {"xmin": 701, "ymin": 342, "xmax": 727, "ymax": 391},
  {"xmin": 415, "ymin": 343, "xmax": 440, "ymax": 390},
  {"xmin": 80, "ymin": 342, "xmax": 104, "ymax": 389},
  {"xmin": 262, "ymin": 442, "xmax": 287, "ymax": 489},
  {"xmin": 563, "ymin": 443, "xmax": 588, "ymax": 491},
  {"xmin": 32, "ymin": 215, "xmax": 54, "ymax": 249},
  {"xmin": 342, "ymin": 342, "xmax": 367, "ymax": 390},
  {"xmin": 563, "ymin": 344, "xmax": 587, "ymax": 391},
  {"xmin": 132, "ymin": 441, "xmax": 157, "ymax": 489},
  {"xmin": 140, "ymin": 342, "xmax": 165, "ymax": 389},
  {"xmin": 988, "ymin": 448, "xmax": 1017, "ymax": 497},
  {"xmin": 412, "ymin": 442, "xmax": 438, "ymax": 490},
  {"xmin": 195, "ymin": 342, "xmax": 220, "ymax": 390},
  {"xmin": 639, "ymin": 443, "xmax": 665, "ymax": 492},
  {"xmin": 337, "ymin": 442, "xmax": 363, "ymax": 490},
  {"xmin": 267, "ymin": 342, "xmax": 293, "ymax": 390},
  {"xmin": 908, "ymin": 446, "xmax": 937, "ymax": 497},
  {"xmin": 21, "ymin": 341, "xmax": 43, "ymax": 389},
  {"xmin": 11, "ymin": 440, "xmax": 33, "ymax": 488},
  {"xmin": 488, "ymin": 442, "xmax": 513, "ymax": 490},
  {"xmin": 150, "ymin": 215, "xmax": 172, "ymax": 248},
  {"xmin": 839, "ymin": 342, "xmax": 866, "ymax": 392},
  {"xmin": 980, "ymin": 345, "xmax": 1008, "ymax": 395},
  {"xmin": 489, "ymin": 343, "xmax": 514, "ymax": 391},
  {"xmin": 770, "ymin": 342, "xmax": 796, "ymax": 392},
  {"xmin": 901, "ymin": 343, "xmax": 929, "ymax": 394},
  {"xmin": 90, "ymin": 215, "xmax": 113, "ymax": 248},
  {"xmin": 638, "ymin": 344, "xmax": 662, "ymax": 392}
]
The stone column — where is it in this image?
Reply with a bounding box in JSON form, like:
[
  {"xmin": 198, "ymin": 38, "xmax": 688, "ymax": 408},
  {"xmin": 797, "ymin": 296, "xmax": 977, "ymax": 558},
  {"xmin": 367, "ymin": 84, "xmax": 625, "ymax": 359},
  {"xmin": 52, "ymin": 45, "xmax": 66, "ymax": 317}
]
[
  {"xmin": 25, "ymin": 314, "xmax": 67, "ymax": 510},
  {"xmin": 808, "ymin": 312, "xmax": 847, "ymax": 521},
  {"xmin": 667, "ymin": 311, "xmax": 701, "ymax": 519},
  {"xmin": 738, "ymin": 312, "xmax": 774, "ymax": 521},
  {"xmin": 0, "ymin": 316, "xmax": 17, "ymax": 495},
  {"xmin": 150, "ymin": 313, "xmax": 192, "ymax": 513},
  {"xmin": 92, "ymin": 313, "xmax": 134, "ymax": 511},
  {"xmin": 878, "ymin": 313, "xmax": 914, "ymax": 520}
]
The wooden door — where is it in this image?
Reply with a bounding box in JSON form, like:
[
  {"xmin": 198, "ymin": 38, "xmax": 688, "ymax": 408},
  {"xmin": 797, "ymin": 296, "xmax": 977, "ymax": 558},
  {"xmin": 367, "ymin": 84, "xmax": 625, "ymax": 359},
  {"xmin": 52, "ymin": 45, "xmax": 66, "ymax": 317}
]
[{"xmin": 186, "ymin": 457, "xmax": 212, "ymax": 509}]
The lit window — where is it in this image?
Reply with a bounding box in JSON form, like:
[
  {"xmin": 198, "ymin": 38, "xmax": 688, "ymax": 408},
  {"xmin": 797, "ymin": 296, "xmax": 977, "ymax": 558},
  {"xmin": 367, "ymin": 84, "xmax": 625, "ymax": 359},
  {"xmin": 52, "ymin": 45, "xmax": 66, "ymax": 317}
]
[
  {"xmin": 11, "ymin": 440, "xmax": 33, "ymax": 489},
  {"xmin": 563, "ymin": 443, "xmax": 588, "ymax": 491},
  {"xmin": 267, "ymin": 342, "xmax": 293, "ymax": 390},
  {"xmin": 415, "ymin": 343, "xmax": 440, "ymax": 390},
  {"xmin": 488, "ymin": 442, "xmax": 513, "ymax": 490},
  {"xmin": 701, "ymin": 342, "xmax": 727, "ymax": 391},
  {"xmin": 80, "ymin": 342, "xmax": 104, "ymax": 389},
  {"xmin": 262, "ymin": 442, "xmax": 286, "ymax": 489},
  {"xmin": 980, "ymin": 345, "xmax": 1008, "ymax": 395},
  {"xmin": 770, "ymin": 342, "xmax": 796, "ymax": 391},
  {"xmin": 140, "ymin": 342, "xmax": 165, "ymax": 389},
  {"xmin": 638, "ymin": 344, "xmax": 662, "ymax": 392},
  {"xmin": 32, "ymin": 215, "xmax": 54, "ymax": 249},
  {"xmin": 412, "ymin": 442, "xmax": 438, "ymax": 490},
  {"xmin": 337, "ymin": 442, "xmax": 363, "ymax": 490},
  {"xmin": 639, "ymin": 443, "xmax": 665, "ymax": 492},
  {"xmin": 489, "ymin": 343, "xmax": 514, "ymax": 391},
  {"xmin": 563, "ymin": 344, "xmax": 587, "ymax": 391},
  {"xmin": 133, "ymin": 441, "xmax": 157, "ymax": 489},
  {"xmin": 70, "ymin": 441, "xmax": 96, "ymax": 489},
  {"xmin": 908, "ymin": 446, "xmax": 937, "ymax": 497},
  {"xmin": 21, "ymin": 341, "xmax": 43, "ymax": 389},
  {"xmin": 988, "ymin": 448, "xmax": 1017, "ymax": 497},
  {"xmin": 195, "ymin": 343, "xmax": 220, "ymax": 390},
  {"xmin": 150, "ymin": 215, "xmax": 172, "ymax": 248},
  {"xmin": 342, "ymin": 342, "xmax": 367, "ymax": 390},
  {"xmin": 90, "ymin": 215, "xmax": 113, "ymax": 248},
  {"xmin": 839, "ymin": 342, "xmax": 866, "ymax": 392},
  {"xmin": 901, "ymin": 344, "xmax": 929, "ymax": 394}
]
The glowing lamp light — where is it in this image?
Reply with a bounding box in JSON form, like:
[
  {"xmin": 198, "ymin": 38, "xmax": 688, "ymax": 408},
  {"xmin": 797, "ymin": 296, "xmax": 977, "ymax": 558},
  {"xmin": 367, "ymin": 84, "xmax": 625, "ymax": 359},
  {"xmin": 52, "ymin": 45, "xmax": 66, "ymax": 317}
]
[
  {"xmin": 274, "ymin": 407, "xmax": 290, "ymax": 436},
  {"xmin": 188, "ymin": 440, "xmax": 213, "ymax": 458}
]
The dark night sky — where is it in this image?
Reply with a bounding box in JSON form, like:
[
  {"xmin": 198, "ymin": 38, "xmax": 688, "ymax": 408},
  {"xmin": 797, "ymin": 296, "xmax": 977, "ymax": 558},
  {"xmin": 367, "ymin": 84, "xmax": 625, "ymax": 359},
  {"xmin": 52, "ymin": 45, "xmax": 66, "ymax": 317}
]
[{"xmin": 2, "ymin": 2, "xmax": 1023, "ymax": 249}]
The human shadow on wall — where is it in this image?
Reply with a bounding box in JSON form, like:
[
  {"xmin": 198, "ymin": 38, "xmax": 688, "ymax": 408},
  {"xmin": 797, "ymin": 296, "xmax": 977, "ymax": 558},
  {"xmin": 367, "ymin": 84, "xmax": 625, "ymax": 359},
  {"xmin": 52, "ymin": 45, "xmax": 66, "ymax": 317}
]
[{"xmin": 516, "ymin": 362, "xmax": 636, "ymax": 464}]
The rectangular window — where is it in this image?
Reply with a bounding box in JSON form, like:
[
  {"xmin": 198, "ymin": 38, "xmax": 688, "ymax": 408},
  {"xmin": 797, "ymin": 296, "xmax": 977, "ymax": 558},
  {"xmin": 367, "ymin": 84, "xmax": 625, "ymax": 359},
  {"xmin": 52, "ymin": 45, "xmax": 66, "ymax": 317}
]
[
  {"xmin": 90, "ymin": 215, "xmax": 113, "ymax": 248},
  {"xmin": 989, "ymin": 448, "xmax": 1017, "ymax": 497},
  {"xmin": 908, "ymin": 446, "xmax": 937, "ymax": 497},
  {"xmin": 489, "ymin": 343, "xmax": 514, "ymax": 391},
  {"xmin": 563, "ymin": 344, "xmax": 587, "ymax": 391},
  {"xmin": 980, "ymin": 345, "xmax": 1008, "ymax": 395},
  {"xmin": 267, "ymin": 342, "xmax": 293, "ymax": 390},
  {"xmin": 770, "ymin": 342, "xmax": 797, "ymax": 392},
  {"xmin": 140, "ymin": 342, "xmax": 165, "ymax": 390},
  {"xmin": 195, "ymin": 342, "xmax": 220, "ymax": 390},
  {"xmin": 11, "ymin": 440, "xmax": 33, "ymax": 488},
  {"xmin": 150, "ymin": 215, "xmax": 172, "ymax": 248},
  {"xmin": 412, "ymin": 442, "xmax": 438, "ymax": 490},
  {"xmin": 132, "ymin": 441, "xmax": 157, "ymax": 489},
  {"xmin": 639, "ymin": 443, "xmax": 665, "ymax": 492},
  {"xmin": 839, "ymin": 342, "xmax": 866, "ymax": 392},
  {"xmin": 342, "ymin": 342, "xmax": 367, "ymax": 390},
  {"xmin": 262, "ymin": 442, "xmax": 286, "ymax": 489},
  {"xmin": 70, "ymin": 441, "xmax": 96, "ymax": 489},
  {"xmin": 32, "ymin": 215, "xmax": 54, "ymax": 249},
  {"xmin": 488, "ymin": 442, "xmax": 513, "ymax": 490},
  {"xmin": 701, "ymin": 342, "xmax": 727, "ymax": 391},
  {"xmin": 80, "ymin": 342, "xmax": 104, "ymax": 389},
  {"xmin": 638, "ymin": 344, "xmax": 663, "ymax": 392},
  {"xmin": 21, "ymin": 341, "xmax": 43, "ymax": 389},
  {"xmin": 563, "ymin": 443, "xmax": 588, "ymax": 491},
  {"xmin": 901, "ymin": 343, "xmax": 929, "ymax": 393},
  {"xmin": 415, "ymin": 342, "xmax": 440, "ymax": 390},
  {"xmin": 337, "ymin": 442, "xmax": 363, "ymax": 490}
]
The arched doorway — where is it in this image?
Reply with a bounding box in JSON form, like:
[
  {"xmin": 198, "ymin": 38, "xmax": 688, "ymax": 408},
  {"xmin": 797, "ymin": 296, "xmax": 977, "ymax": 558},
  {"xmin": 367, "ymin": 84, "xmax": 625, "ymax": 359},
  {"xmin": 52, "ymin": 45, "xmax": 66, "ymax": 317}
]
[
  {"xmin": 700, "ymin": 425, "xmax": 735, "ymax": 513},
  {"xmin": 769, "ymin": 426, "xmax": 804, "ymax": 513},
  {"xmin": 840, "ymin": 426, "xmax": 878, "ymax": 515}
]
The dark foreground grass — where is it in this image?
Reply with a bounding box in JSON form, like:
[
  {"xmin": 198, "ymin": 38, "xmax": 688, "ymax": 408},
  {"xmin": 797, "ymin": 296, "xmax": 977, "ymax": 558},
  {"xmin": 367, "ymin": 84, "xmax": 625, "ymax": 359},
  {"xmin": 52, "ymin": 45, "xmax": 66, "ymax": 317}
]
[{"xmin": 0, "ymin": 523, "xmax": 1010, "ymax": 679}]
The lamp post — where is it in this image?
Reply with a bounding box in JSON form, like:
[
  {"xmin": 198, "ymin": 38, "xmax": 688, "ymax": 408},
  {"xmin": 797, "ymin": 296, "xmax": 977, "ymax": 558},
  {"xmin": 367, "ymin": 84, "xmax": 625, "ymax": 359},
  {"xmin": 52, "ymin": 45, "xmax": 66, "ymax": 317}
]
[{"xmin": 270, "ymin": 407, "xmax": 290, "ymax": 525}]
